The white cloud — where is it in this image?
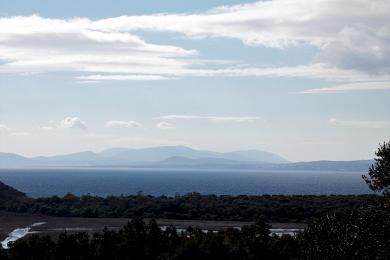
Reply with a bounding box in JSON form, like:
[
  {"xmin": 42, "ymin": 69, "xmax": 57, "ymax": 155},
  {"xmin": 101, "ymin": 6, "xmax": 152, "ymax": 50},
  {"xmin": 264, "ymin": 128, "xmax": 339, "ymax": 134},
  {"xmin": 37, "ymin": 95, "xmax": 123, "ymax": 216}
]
[
  {"xmin": 105, "ymin": 120, "xmax": 142, "ymax": 128},
  {"xmin": 314, "ymin": 24, "xmax": 390, "ymax": 74},
  {"xmin": 0, "ymin": 15, "xmax": 196, "ymax": 80},
  {"xmin": 0, "ymin": 124, "xmax": 30, "ymax": 136},
  {"xmin": 159, "ymin": 115, "xmax": 260, "ymax": 123},
  {"xmin": 91, "ymin": 0, "xmax": 390, "ymax": 74},
  {"xmin": 40, "ymin": 126, "xmax": 54, "ymax": 131},
  {"xmin": 104, "ymin": 137, "xmax": 189, "ymax": 148},
  {"xmin": 60, "ymin": 117, "xmax": 87, "ymax": 129},
  {"xmin": 301, "ymin": 81, "xmax": 390, "ymax": 94},
  {"xmin": 329, "ymin": 118, "xmax": 390, "ymax": 129},
  {"xmin": 156, "ymin": 121, "xmax": 175, "ymax": 130},
  {"xmin": 199, "ymin": 64, "xmax": 390, "ymax": 82},
  {"xmin": 77, "ymin": 74, "xmax": 174, "ymax": 81},
  {"xmin": 0, "ymin": 124, "xmax": 11, "ymax": 132},
  {"xmin": 77, "ymin": 74, "xmax": 174, "ymax": 80},
  {"xmin": 0, "ymin": 0, "xmax": 388, "ymax": 82},
  {"xmin": 11, "ymin": 132, "xmax": 30, "ymax": 136},
  {"xmin": 74, "ymin": 64, "xmax": 390, "ymax": 83}
]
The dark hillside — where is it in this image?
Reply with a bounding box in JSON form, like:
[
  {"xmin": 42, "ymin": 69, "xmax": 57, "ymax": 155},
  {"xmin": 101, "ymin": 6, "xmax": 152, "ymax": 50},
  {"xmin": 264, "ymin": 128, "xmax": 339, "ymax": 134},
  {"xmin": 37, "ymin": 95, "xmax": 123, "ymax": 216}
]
[{"xmin": 0, "ymin": 181, "xmax": 26, "ymax": 202}]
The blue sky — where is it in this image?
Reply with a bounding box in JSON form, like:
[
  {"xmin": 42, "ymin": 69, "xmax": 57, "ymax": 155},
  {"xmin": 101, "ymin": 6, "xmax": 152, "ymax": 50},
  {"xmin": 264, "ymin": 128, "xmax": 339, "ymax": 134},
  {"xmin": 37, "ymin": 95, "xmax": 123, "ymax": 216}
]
[{"xmin": 0, "ymin": 0, "xmax": 389, "ymax": 161}]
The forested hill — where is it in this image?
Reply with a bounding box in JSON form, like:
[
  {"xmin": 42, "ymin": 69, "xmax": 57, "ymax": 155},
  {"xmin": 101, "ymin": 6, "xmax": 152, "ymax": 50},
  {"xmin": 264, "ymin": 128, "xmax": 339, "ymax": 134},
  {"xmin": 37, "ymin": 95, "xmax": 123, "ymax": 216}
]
[{"xmin": 0, "ymin": 181, "xmax": 26, "ymax": 202}]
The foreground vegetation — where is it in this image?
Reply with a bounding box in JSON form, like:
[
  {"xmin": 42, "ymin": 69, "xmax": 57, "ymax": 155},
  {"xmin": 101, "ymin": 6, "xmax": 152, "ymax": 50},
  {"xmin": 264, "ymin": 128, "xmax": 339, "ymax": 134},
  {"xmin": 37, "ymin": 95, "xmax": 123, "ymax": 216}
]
[{"xmin": 1, "ymin": 198, "xmax": 389, "ymax": 260}]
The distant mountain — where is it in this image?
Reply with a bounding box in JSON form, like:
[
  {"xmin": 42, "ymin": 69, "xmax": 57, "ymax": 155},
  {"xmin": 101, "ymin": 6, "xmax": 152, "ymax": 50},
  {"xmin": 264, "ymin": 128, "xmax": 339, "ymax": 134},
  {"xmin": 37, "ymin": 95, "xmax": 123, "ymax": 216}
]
[
  {"xmin": 216, "ymin": 150, "xmax": 288, "ymax": 164},
  {"xmin": 0, "ymin": 146, "xmax": 286, "ymax": 167},
  {"xmin": 99, "ymin": 146, "xmax": 289, "ymax": 164},
  {"xmin": 0, "ymin": 152, "xmax": 35, "ymax": 168},
  {"xmin": 0, "ymin": 146, "xmax": 373, "ymax": 172},
  {"xmin": 99, "ymin": 146, "xmax": 218, "ymax": 163},
  {"xmin": 158, "ymin": 156, "xmax": 248, "ymax": 166},
  {"xmin": 33, "ymin": 151, "xmax": 102, "ymax": 166}
]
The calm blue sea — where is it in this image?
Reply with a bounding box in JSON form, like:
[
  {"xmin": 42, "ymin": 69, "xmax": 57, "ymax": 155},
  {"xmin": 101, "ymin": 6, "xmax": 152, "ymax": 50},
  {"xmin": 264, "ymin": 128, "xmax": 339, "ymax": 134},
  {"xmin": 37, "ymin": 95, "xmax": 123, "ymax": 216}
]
[{"xmin": 0, "ymin": 168, "xmax": 371, "ymax": 198}]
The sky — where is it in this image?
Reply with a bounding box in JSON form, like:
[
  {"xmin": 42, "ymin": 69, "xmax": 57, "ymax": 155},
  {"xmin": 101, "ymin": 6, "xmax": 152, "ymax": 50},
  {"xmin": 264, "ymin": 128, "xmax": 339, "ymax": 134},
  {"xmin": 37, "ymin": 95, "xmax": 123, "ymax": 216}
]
[{"xmin": 0, "ymin": 0, "xmax": 389, "ymax": 162}]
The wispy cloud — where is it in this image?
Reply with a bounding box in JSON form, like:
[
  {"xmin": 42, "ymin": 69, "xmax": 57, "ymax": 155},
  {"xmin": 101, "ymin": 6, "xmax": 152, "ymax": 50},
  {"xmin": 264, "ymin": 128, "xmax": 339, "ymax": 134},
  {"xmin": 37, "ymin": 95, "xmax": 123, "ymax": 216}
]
[
  {"xmin": 78, "ymin": 74, "xmax": 174, "ymax": 81},
  {"xmin": 0, "ymin": 15, "xmax": 196, "ymax": 81},
  {"xmin": 92, "ymin": 0, "xmax": 390, "ymax": 74},
  {"xmin": 104, "ymin": 137, "xmax": 189, "ymax": 148},
  {"xmin": 40, "ymin": 126, "xmax": 54, "ymax": 131},
  {"xmin": 0, "ymin": 124, "xmax": 11, "ymax": 132},
  {"xmin": 60, "ymin": 117, "xmax": 87, "ymax": 130},
  {"xmin": 0, "ymin": 124, "xmax": 30, "ymax": 136},
  {"xmin": 105, "ymin": 120, "xmax": 142, "ymax": 128},
  {"xmin": 201, "ymin": 64, "xmax": 390, "ymax": 82},
  {"xmin": 0, "ymin": 0, "xmax": 388, "ymax": 82},
  {"xmin": 156, "ymin": 121, "xmax": 175, "ymax": 130},
  {"xmin": 159, "ymin": 115, "xmax": 260, "ymax": 123},
  {"xmin": 301, "ymin": 82, "xmax": 390, "ymax": 94},
  {"xmin": 329, "ymin": 118, "xmax": 390, "ymax": 129},
  {"xmin": 11, "ymin": 132, "xmax": 30, "ymax": 136}
]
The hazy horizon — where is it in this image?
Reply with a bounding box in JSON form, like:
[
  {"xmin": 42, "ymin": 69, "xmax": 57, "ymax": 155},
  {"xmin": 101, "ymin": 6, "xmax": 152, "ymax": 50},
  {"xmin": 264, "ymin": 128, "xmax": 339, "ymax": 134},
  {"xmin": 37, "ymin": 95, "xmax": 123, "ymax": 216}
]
[
  {"xmin": 0, "ymin": 145, "xmax": 376, "ymax": 163},
  {"xmin": 0, "ymin": 0, "xmax": 389, "ymax": 161}
]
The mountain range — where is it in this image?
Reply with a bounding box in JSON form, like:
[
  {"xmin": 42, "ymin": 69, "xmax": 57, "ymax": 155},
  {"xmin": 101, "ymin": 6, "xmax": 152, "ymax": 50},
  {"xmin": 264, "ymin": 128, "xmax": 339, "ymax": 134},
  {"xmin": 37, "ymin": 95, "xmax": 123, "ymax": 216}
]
[{"xmin": 0, "ymin": 146, "xmax": 373, "ymax": 172}]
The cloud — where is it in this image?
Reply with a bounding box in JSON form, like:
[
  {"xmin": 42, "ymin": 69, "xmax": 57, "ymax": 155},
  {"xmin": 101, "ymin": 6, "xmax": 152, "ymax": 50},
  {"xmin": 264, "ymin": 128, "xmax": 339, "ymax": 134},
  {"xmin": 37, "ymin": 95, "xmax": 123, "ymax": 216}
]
[
  {"xmin": 11, "ymin": 132, "xmax": 30, "ymax": 136},
  {"xmin": 159, "ymin": 115, "xmax": 260, "ymax": 123},
  {"xmin": 0, "ymin": 15, "xmax": 196, "ymax": 80},
  {"xmin": 198, "ymin": 64, "xmax": 390, "ymax": 82},
  {"xmin": 105, "ymin": 120, "xmax": 142, "ymax": 128},
  {"xmin": 104, "ymin": 137, "xmax": 189, "ymax": 148},
  {"xmin": 156, "ymin": 121, "xmax": 175, "ymax": 130},
  {"xmin": 314, "ymin": 24, "xmax": 390, "ymax": 74},
  {"xmin": 60, "ymin": 117, "xmax": 87, "ymax": 129},
  {"xmin": 0, "ymin": 124, "xmax": 30, "ymax": 136},
  {"xmin": 0, "ymin": 124, "xmax": 11, "ymax": 132},
  {"xmin": 0, "ymin": 0, "xmax": 388, "ymax": 82},
  {"xmin": 91, "ymin": 0, "xmax": 390, "ymax": 74},
  {"xmin": 301, "ymin": 81, "xmax": 390, "ymax": 94},
  {"xmin": 329, "ymin": 118, "xmax": 390, "ymax": 129},
  {"xmin": 74, "ymin": 64, "xmax": 390, "ymax": 83},
  {"xmin": 77, "ymin": 74, "xmax": 174, "ymax": 81},
  {"xmin": 40, "ymin": 126, "xmax": 54, "ymax": 131}
]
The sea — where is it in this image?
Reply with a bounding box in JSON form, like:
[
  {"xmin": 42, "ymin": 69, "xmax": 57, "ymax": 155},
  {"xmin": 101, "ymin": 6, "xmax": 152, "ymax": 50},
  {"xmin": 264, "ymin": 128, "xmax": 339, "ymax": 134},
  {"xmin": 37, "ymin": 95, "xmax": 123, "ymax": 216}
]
[{"xmin": 0, "ymin": 168, "xmax": 371, "ymax": 198}]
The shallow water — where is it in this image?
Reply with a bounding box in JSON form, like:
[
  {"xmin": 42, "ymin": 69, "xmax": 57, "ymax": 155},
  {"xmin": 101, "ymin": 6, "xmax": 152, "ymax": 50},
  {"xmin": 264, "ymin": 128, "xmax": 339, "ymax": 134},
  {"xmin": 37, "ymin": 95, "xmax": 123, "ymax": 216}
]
[{"xmin": 1, "ymin": 227, "xmax": 30, "ymax": 249}]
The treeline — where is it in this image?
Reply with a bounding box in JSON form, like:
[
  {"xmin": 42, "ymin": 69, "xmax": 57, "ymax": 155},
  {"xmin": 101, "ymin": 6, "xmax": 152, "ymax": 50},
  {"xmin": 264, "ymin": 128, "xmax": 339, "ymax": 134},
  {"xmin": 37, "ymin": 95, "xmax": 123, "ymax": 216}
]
[
  {"xmin": 1, "ymin": 199, "xmax": 389, "ymax": 260},
  {"xmin": 0, "ymin": 192, "xmax": 376, "ymax": 222}
]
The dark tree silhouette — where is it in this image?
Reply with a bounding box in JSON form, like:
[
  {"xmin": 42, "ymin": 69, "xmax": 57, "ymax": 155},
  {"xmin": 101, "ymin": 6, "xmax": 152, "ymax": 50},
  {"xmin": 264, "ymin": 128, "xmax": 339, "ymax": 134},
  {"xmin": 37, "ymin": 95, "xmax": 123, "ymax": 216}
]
[{"xmin": 363, "ymin": 141, "xmax": 390, "ymax": 195}]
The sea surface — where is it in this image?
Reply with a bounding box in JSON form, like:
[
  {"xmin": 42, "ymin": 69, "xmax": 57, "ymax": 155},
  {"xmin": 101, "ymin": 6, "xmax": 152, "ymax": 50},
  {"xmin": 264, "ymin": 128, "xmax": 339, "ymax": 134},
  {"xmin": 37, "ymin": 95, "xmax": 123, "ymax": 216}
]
[{"xmin": 0, "ymin": 168, "xmax": 371, "ymax": 198}]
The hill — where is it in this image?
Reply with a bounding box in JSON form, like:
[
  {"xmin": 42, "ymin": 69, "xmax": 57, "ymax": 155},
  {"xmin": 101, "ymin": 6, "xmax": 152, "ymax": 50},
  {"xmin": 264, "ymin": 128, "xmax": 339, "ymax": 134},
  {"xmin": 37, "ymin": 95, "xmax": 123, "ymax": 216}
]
[
  {"xmin": 0, "ymin": 181, "xmax": 26, "ymax": 202},
  {"xmin": 0, "ymin": 147, "xmax": 373, "ymax": 171},
  {"xmin": 0, "ymin": 146, "xmax": 288, "ymax": 167},
  {"xmin": 99, "ymin": 146, "xmax": 288, "ymax": 164}
]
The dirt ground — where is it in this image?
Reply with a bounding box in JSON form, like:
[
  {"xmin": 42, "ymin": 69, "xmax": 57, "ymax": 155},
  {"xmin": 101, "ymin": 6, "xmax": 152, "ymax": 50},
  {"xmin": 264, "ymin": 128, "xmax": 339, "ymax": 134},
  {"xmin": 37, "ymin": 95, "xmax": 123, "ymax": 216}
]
[{"xmin": 0, "ymin": 211, "xmax": 306, "ymax": 240}]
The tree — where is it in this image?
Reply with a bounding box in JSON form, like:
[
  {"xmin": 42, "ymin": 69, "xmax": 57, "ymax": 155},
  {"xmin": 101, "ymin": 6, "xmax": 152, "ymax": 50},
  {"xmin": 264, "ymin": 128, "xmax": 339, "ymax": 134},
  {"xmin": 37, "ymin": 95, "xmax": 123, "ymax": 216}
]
[
  {"xmin": 298, "ymin": 201, "xmax": 390, "ymax": 260},
  {"xmin": 363, "ymin": 141, "xmax": 390, "ymax": 195}
]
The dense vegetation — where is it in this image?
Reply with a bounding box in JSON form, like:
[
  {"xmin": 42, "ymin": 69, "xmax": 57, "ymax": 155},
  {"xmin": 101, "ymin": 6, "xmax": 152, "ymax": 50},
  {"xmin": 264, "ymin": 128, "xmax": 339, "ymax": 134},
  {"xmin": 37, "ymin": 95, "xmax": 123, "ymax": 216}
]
[
  {"xmin": 299, "ymin": 199, "xmax": 390, "ymax": 260},
  {"xmin": 1, "ymin": 200, "xmax": 389, "ymax": 260},
  {"xmin": 363, "ymin": 141, "xmax": 390, "ymax": 195},
  {"xmin": 0, "ymin": 191, "xmax": 375, "ymax": 222}
]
